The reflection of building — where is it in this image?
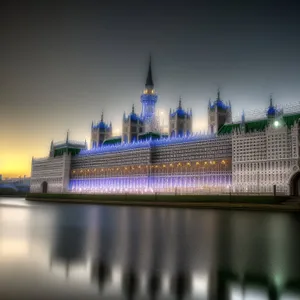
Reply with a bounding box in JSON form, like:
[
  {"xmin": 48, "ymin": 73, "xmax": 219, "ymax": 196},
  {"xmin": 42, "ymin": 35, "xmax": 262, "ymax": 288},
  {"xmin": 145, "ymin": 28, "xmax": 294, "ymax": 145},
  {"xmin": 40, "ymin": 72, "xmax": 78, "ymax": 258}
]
[
  {"xmin": 30, "ymin": 57, "xmax": 300, "ymax": 195},
  {"xmin": 49, "ymin": 206, "xmax": 88, "ymax": 277}
]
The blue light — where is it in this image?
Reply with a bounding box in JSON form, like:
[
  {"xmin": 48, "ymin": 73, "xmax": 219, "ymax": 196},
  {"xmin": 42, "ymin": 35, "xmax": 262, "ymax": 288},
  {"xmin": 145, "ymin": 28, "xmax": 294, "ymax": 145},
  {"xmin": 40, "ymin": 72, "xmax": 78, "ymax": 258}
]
[
  {"xmin": 267, "ymin": 106, "xmax": 277, "ymax": 116},
  {"xmin": 140, "ymin": 93, "xmax": 158, "ymax": 120},
  {"xmin": 79, "ymin": 133, "xmax": 217, "ymax": 157},
  {"xmin": 93, "ymin": 121, "xmax": 111, "ymax": 130},
  {"xmin": 69, "ymin": 173, "xmax": 232, "ymax": 193},
  {"xmin": 170, "ymin": 107, "xmax": 192, "ymax": 118},
  {"xmin": 210, "ymin": 99, "xmax": 230, "ymax": 111}
]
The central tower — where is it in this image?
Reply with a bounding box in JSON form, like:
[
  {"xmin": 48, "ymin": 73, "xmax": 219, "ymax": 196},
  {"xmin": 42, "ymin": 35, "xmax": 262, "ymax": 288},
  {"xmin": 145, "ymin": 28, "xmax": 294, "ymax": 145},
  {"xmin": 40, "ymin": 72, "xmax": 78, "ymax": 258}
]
[{"xmin": 140, "ymin": 56, "xmax": 158, "ymax": 132}]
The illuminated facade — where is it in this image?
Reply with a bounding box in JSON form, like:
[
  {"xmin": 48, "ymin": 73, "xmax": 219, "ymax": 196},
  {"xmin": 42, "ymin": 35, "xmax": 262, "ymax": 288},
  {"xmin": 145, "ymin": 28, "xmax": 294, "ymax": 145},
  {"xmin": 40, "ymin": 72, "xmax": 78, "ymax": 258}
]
[
  {"xmin": 227, "ymin": 97, "xmax": 300, "ymax": 195},
  {"xmin": 69, "ymin": 134, "xmax": 232, "ymax": 194},
  {"xmin": 30, "ymin": 59, "xmax": 300, "ymax": 195}
]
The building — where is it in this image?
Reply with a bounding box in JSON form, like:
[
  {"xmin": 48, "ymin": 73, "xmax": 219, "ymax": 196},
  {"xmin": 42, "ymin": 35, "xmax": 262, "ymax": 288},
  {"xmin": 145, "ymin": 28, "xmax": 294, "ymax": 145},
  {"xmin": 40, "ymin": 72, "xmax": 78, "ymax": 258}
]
[
  {"xmin": 91, "ymin": 113, "xmax": 112, "ymax": 148},
  {"xmin": 0, "ymin": 175, "xmax": 31, "ymax": 193},
  {"xmin": 169, "ymin": 97, "xmax": 192, "ymax": 137},
  {"xmin": 208, "ymin": 89, "xmax": 232, "ymax": 134},
  {"xmin": 30, "ymin": 59, "xmax": 300, "ymax": 196},
  {"xmin": 30, "ymin": 133, "xmax": 86, "ymax": 193},
  {"xmin": 122, "ymin": 104, "xmax": 144, "ymax": 143},
  {"xmin": 221, "ymin": 96, "xmax": 300, "ymax": 195}
]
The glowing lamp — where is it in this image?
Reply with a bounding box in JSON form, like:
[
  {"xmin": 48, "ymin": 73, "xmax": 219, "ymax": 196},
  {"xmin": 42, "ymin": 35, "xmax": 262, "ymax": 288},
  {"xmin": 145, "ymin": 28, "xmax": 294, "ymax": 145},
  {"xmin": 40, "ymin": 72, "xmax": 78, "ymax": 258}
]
[{"xmin": 274, "ymin": 120, "xmax": 279, "ymax": 127}]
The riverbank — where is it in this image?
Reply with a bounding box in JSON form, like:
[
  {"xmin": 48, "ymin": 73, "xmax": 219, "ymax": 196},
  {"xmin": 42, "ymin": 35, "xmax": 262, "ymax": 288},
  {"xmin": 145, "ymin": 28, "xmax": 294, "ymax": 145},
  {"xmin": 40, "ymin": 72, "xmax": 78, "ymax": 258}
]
[{"xmin": 25, "ymin": 193, "xmax": 300, "ymax": 212}]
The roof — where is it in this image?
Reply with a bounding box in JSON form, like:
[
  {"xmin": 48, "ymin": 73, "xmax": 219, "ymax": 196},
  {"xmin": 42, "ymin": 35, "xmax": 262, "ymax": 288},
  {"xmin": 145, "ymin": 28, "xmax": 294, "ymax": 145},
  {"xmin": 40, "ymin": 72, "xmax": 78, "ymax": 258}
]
[
  {"xmin": 209, "ymin": 90, "xmax": 230, "ymax": 111},
  {"xmin": 130, "ymin": 113, "xmax": 143, "ymax": 122},
  {"xmin": 283, "ymin": 113, "xmax": 300, "ymax": 128},
  {"xmin": 218, "ymin": 113, "xmax": 300, "ymax": 135},
  {"xmin": 170, "ymin": 98, "xmax": 191, "ymax": 118},
  {"xmin": 102, "ymin": 137, "xmax": 122, "ymax": 146},
  {"xmin": 53, "ymin": 141, "xmax": 86, "ymax": 150},
  {"xmin": 138, "ymin": 131, "xmax": 160, "ymax": 141},
  {"xmin": 93, "ymin": 121, "xmax": 110, "ymax": 130},
  {"xmin": 170, "ymin": 107, "xmax": 190, "ymax": 118},
  {"xmin": 267, "ymin": 106, "xmax": 277, "ymax": 116},
  {"xmin": 78, "ymin": 133, "xmax": 217, "ymax": 157},
  {"xmin": 124, "ymin": 112, "xmax": 143, "ymax": 123},
  {"xmin": 209, "ymin": 99, "xmax": 230, "ymax": 111}
]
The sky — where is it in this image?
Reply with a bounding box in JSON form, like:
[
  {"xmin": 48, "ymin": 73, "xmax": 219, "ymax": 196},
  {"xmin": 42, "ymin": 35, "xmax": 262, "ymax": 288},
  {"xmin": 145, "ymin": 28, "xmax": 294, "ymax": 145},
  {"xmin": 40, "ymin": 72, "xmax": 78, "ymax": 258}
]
[{"xmin": 1, "ymin": 0, "xmax": 300, "ymax": 178}]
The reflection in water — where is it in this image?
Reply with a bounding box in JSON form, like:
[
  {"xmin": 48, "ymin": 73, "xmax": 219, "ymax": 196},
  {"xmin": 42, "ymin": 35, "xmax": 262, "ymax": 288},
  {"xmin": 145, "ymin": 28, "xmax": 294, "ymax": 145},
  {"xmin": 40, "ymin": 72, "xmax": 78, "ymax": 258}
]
[
  {"xmin": 0, "ymin": 198, "xmax": 300, "ymax": 299},
  {"xmin": 50, "ymin": 205, "xmax": 88, "ymax": 277}
]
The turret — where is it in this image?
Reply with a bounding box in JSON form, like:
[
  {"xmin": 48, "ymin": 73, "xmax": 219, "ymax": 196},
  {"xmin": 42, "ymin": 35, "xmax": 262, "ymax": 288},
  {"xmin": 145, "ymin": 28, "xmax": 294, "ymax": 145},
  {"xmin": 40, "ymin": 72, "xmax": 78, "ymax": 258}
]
[
  {"xmin": 90, "ymin": 112, "xmax": 112, "ymax": 148},
  {"xmin": 140, "ymin": 56, "xmax": 158, "ymax": 132},
  {"xmin": 169, "ymin": 97, "xmax": 192, "ymax": 137},
  {"xmin": 241, "ymin": 110, "xmax": 246, "ymax": 133},
  {"xmin": 208, "ymin": 89, "xmax": 232, "ymax": 134},
  {"xmin": 122, "ymin": 103, "xmax": 144, "ymax": 143},
  {"xmin": 66, "ymin": 130, "xmax": 69, "ymax": 144},
  {"xmin": 49, "ymin": 140, "xmax": 54, "ymax": 157},
  {"xmin": 267, "ymin": 94, "xmax": 276, "ymax": 119}
]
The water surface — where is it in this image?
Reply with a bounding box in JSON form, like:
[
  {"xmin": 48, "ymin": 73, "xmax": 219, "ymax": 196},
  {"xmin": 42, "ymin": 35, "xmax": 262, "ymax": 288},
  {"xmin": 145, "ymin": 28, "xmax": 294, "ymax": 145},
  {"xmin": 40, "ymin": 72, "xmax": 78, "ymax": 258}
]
[{"xmin": 0, "ymin": 197, "xmax": 299, "ymax": 299}]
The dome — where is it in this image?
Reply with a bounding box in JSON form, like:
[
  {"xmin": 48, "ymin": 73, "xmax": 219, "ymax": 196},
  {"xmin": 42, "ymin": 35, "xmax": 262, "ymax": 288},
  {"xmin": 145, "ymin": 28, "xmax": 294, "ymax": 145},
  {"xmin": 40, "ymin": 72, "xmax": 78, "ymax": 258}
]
[
  {"xmin": 171, "ymin": 107, "xmax": 188, "ymax": 118},
  {"xmin": 170, "ymin": 98, "xmax": 191, "ymax": 118},
  {"xmin": 267, "ymin": 106, "xmax": 277, "ymax": 116},
  {"xmin": 130, "ymin": 113, "xmax": 143, "ymax": 122},
  {"xmin": 98, "ymin": 121, "xmax": 108, "ymax": 129}
]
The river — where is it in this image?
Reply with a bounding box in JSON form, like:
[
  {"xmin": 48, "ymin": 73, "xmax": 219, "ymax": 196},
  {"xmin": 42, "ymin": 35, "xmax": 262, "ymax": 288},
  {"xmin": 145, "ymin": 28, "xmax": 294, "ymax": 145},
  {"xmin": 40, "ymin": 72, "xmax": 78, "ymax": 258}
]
[{"xmin": 0, "ymin": 197, "xmax": 299, "ymax": 299}]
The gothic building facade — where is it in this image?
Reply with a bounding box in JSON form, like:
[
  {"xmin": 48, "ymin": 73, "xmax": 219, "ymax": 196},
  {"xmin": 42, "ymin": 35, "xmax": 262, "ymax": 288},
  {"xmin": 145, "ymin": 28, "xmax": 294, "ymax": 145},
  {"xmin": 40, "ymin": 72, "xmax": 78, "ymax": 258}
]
[{"xmin": 30, "ymin": 58, "xmax": 300, "ymax": 196}]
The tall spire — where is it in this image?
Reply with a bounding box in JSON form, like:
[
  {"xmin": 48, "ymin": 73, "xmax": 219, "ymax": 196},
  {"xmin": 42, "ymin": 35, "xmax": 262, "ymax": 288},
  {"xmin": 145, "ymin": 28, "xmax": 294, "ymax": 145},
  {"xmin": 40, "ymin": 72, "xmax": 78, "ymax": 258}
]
[
  {"xmin": 101, "ymin": 111, "xmax": 104, "ymax": 122},
  {"xmin": 178, "ymin": 96, "xmax": 182, "ymax": 109},
  {"xmin": 145, "ymin": 55, "xmax": 154, "ymax": 89},
  {"xmin": 132, "ymin": 104, "xmax": 135, "ymax": 114},
  {"xmin": 208, "ymin": 98, "xmax": 211, "ymax": 108},
  {"xmin": 66, "ymin": 130, "xmax": 69, "ymax": 143},
  {"xmin": 269, "ymin": 93, "xmax": 273, "ymax": 107},
  {"xmin": 241, "ymin": 110, "xmax": 245, "ymax": 124},
  {"xmin": 217, "ymin": 88, "xmax": 220, "ymax": 100}
]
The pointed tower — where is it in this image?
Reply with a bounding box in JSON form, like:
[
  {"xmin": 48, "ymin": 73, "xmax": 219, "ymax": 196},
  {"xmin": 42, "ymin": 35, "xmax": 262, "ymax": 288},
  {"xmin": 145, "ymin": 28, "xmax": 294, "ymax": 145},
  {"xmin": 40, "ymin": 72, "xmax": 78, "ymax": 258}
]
[
  {"xmin": 241, "ymin": 110, "xmax": 246, "ymax": 133},
  {"xmin": 91, "ymin": 112, "xmax": 112, "ymax": 148},
  {"xmin": 266, "ymin": 94, "xmax": 276, "ymax": 119},
  {"xmin": 169, "ymin": 97, "xmax": 192, "ymax": 137},
  {"xmin": 208, "ymin": 89, "xmax": 232, "ymax": 134},
  {"xmin": 49, "ymin": 140, "xmax": 54, "ymax": 157},
  {"xmin": 122, "ymin": 103, "xmax": 144, "ymax": 143},
  {"xmin": 140, "ymin": 56, "xmax": 158, "ymax": 132}
]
